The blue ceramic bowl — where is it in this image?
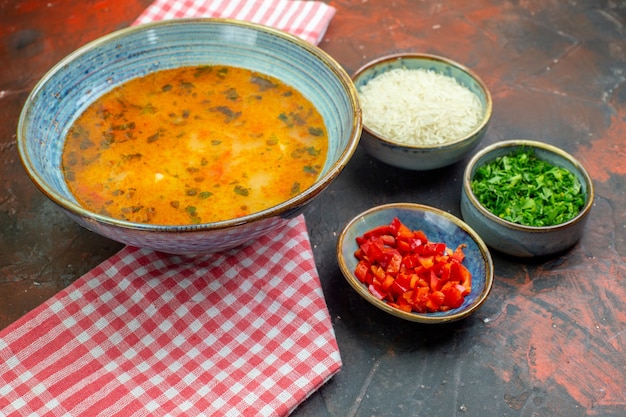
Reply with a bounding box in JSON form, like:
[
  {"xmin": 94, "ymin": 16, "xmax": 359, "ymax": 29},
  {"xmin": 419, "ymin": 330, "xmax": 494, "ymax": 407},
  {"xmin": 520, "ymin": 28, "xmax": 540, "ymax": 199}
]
[
  {"xmin": 461, "ymin": 140, "xmax": 595, "ymax": 257},
  {"xmin": 352, "ymin": 53, "xmax": 492, "ymax": 170},
  {"xmin": 337, "ymin": 203, "xmax": 494, "ymax": 323},
  {"xmin": 17, "ymin": 19, "xmax": 362, "ymax": 255}
]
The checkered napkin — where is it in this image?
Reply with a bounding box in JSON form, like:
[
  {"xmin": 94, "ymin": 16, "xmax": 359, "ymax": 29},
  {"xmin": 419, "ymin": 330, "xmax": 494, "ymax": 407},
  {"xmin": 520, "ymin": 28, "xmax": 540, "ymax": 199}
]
[
  {"xmin": 133, "ymin": 0, "xmax": 336, "ymax": 45},
  {"xmin": 0, "ymin": 214, "xmax": 342, "ymax": 416}
]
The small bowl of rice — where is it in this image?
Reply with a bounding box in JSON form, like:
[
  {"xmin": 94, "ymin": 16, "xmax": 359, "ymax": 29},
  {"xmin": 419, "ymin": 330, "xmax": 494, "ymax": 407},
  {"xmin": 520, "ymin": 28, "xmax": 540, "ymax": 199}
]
[{"xmin": 352, "ymin": 53, "xmax": 492, "ymax": 170}]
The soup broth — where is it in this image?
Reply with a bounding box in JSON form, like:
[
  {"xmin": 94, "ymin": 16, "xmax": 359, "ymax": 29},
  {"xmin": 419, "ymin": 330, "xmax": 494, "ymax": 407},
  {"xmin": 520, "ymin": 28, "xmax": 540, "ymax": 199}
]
[{"xmin": 62, "ymin": 65, "xmax": 328, "ymax": 225}]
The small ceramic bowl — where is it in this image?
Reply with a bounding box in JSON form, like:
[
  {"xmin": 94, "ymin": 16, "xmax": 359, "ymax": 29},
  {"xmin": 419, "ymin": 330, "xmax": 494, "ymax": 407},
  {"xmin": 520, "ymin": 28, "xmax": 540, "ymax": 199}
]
[
  {"xmin": 351, "ymin": 53, "xmax": 492, "ymax": 170},
  {"xmin": 460, "ymin": 140, "xmax": 595, "ymax": 257},
  {"xmin": 337, "ymin": 203, "xmax": 494, "ymax": 323},
  {"xmin": 17, "ymin": 18, "xmax": 362, "ymax": 255}
]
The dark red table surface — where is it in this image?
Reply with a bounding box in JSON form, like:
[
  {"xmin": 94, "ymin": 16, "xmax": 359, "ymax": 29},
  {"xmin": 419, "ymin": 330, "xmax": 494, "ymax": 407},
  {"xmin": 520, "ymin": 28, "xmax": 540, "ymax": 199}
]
[{"xmin": 1, "ymin": 1, "xmax": 625, "ymax": 416}]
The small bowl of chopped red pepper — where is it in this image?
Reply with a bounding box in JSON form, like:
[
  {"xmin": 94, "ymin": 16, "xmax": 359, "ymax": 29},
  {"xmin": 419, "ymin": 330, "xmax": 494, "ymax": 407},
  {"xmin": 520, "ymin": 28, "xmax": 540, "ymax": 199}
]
[
  {"xmin": 337, "ymin": 203, "xmax": 494, "ymax": 323},
  {"xmin": 461, "ymin": 140, "xmax": 595, "ymax": 257}
]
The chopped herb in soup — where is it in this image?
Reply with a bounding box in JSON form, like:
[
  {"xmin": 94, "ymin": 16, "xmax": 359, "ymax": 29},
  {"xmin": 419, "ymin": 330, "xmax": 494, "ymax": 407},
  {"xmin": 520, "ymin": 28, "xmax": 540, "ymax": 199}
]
[{"xmin": 62, "ymin": 65, "xmax": 328, "ymax": 225}]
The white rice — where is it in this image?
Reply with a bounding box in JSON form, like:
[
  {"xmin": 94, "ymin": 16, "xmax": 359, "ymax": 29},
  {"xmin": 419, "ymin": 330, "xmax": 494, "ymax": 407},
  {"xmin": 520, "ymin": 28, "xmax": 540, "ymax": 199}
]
[{"xmin": 358, "ymin": 67, "xmax": 484, "ymax": 146}]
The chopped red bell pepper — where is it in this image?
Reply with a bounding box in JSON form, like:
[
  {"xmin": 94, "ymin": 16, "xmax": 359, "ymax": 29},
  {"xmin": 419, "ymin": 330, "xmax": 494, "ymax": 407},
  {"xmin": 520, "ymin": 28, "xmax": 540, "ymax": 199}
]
[{"xmin": 353, "ymin": 217, "xmax": 472, "ymax": 314}]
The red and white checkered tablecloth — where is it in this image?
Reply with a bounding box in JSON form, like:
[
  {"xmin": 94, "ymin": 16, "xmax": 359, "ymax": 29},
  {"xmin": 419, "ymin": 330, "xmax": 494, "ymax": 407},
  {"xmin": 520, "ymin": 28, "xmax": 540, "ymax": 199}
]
[
  {"xmin": 133, "ymin": 0, "xmax": 336, "ymax": 44},
  {"xmin": 0, "ymin": 215, "xmax": 341, "ymax": 416},
  {"xmin": 1, "ymin": 3, "xmax": 341, "ymax": 414}
]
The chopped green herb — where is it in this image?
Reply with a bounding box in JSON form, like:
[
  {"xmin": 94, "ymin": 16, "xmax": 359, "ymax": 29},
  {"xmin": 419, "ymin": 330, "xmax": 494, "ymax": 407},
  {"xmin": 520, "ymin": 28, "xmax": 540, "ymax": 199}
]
[
  {"xmin": 278, "ymin": 111, "xmax": 307, "ymax": 127},
  {"xmin": 223, "ymin": 87, "xmax": 239, "ymax": 101},
  {"xmin": 180, "ymin": 81, "xmax": 195, "ymax": 91},
  {"xmin": 95, "ymin": 107, "xmax": 112, "ymax": 121},
  {"xmin": 141, "ymin": 103, "xmax": 157, "ymax": 114},
  {"xmin": 291, "ymin": 113, "xmax": 305, "ymax": 126},
  {"xmin": 212, "ymin": 106, "xmax": 241, "ymax": 123},
  {"xmin": 70, "ymin": 125, "xmax": 88, "ymax": 140},
  {"xmin": 65, "ymin": 152, "xmax": 78, "ymax": 167},
  {"xmin": 470, "ymin": 148, "xmax": 586, "ymax": 227},
  {"xmin": 308, "ymin": 127, "xmax": 324, "ymax": 137},
  {"xmin": 193, "ymin": 65, "xmax": 213, "ymax": 78},
  {"xmin": 217, "ymin": 67, "xmax": 228, "ymax": 78},
  {"xmin": 64, "ymin": 169, "xmax": 75, "ymax": 182},
  {"xmin": 147, "ymin": 131, "xmax": 161, "ymax": 143},
  {"xmin": 185, "ymin": 206, "xmax": 201, "ymax": 223},
  {"xmin": 80, "ymin": 138, "xmax": 95, "ymax": 150},
  {"xmin": 111, "ymin": 122, "xmax": 136, "ymax": 131},
  {"xmin": 121, "ymin": 205, "xmax": 143, "ymax": 214},
  {"xmin": 291, "ymin": 146, "xmax": 321, "ymax": 160},
  {"xmin": 303, "ymin": 165, "xmax": 319, "ymax": 175},
  {"xmin": 198, "ymin": 191, "xmax": 213, "ymax": 199},
  {"xmin": 234, "ymin": 185, "xmax": 250, "ymax": 196},
  {"xmin": 121, "ymin": 153, "xmax": 142, "ymax": 161},
  {"xmin": 306, "ymin": 146, "xmax": 320, "ymax": 156},
  {"xmin": 251, "ymin": 75, "xmax": 277, "ymax": 91},
  {"xmin": 278, "ymin": 113, "xmax": 289, "ymax": 125},
  {"xmin": 101, "ymin": 132, "xmax": 115, "ymax": 148}
]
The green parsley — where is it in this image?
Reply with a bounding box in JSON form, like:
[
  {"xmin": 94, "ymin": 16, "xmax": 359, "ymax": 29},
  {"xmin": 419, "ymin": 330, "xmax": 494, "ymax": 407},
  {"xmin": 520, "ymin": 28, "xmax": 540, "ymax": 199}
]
[
  {"xmin": 470, "ymin": 148, "xmax": 586, "ymax": 227},
  {"xmin": 233, "ymin": 185, "xmax": 250, "ymax": 196}
]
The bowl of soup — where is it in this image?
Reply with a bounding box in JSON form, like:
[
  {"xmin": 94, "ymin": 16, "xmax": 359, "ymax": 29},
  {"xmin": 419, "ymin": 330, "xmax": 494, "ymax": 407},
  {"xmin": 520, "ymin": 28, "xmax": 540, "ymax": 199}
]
[{"xmin": 17, "ymin": 18, "xmax": 362, "ymax": 255}]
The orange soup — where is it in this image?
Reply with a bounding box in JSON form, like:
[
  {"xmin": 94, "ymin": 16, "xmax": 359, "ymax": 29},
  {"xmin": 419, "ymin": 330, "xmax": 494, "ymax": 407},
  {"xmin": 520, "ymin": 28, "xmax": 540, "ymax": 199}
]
[{"xmin": 62, "ymin": 65, "xmax": 328, "ymax": 225}]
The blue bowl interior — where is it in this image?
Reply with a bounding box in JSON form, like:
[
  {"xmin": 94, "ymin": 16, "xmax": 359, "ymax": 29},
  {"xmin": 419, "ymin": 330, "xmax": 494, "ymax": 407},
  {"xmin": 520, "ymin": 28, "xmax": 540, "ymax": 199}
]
[
  {"xmin": 353, "ymin": 55, "xmax": 490, "ymax": 116},
  {"xmin": 19, "ymin": 19, "xmax": 359, "ymax": 210},
  {"xmin": 340, "ymin": 204, "xmax": 491, "ymax": 318}
]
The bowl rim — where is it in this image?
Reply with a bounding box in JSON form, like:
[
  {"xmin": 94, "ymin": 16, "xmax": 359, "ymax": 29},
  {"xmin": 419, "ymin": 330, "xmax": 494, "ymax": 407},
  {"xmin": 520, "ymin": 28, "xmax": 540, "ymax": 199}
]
[
  {"xmin": 351, "ymin": 52, "xmax": 493, "ymax": 150},
  {"xmin": 337, "ymin": 202, "xmax": 494, "ymax": 323},
  {"xmin": 17, "ymin": 18, "xmax": 363, "ymax": 233},
  {"xmin": 462, "ymin": 139, "xmax": 595, "ymax": 232}
]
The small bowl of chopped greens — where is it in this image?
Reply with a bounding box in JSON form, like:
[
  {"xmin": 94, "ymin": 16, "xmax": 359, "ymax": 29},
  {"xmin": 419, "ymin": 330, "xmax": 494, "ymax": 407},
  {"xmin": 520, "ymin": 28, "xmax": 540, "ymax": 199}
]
[
  {"xmin": 461, "ymin": 140, "xmax": 594, "ymax": 257},
  {"xmin": 352, "ymin": 53, "xmax": 492, "ymax": 170}
]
